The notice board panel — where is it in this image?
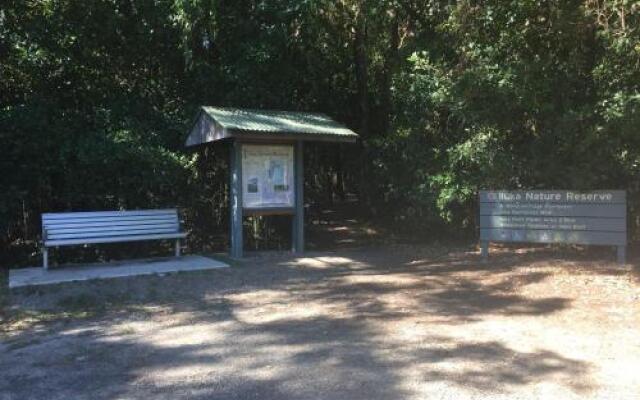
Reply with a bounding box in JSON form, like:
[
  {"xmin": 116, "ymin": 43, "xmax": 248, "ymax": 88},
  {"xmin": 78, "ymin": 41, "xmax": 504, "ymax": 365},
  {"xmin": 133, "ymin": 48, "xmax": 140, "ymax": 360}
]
[{"xmin": 242, "ymin": 144, "xmax": 295, "ymax": 209}]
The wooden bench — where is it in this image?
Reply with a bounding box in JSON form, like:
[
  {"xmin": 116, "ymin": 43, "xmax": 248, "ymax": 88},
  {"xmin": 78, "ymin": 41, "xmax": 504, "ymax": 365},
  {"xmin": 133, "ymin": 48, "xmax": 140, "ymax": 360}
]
[{"xmin": 41, "ymin": 209, "xmax": 186, "ymax": 269}]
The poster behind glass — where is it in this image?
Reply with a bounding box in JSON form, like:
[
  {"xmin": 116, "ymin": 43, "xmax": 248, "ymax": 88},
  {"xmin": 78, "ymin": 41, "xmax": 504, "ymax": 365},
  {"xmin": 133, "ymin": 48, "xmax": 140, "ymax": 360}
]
[{"xmin": 242, "ymin": 144, "xmax": 294, "ymax": 208}]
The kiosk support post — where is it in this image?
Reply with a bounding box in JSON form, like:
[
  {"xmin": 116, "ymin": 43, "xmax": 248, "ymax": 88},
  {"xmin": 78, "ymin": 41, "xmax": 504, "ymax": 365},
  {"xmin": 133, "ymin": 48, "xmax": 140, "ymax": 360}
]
[
  {"xmin": 230, "ymin": 141, "xmax": 243, "ymax": 258},
  {"xmin": 480, "ymin": 241, "xmax": 489, "ymax": 263},
  {"xmin": 292, "ymin": 141, "xmax": 304, "ymax": 253}
]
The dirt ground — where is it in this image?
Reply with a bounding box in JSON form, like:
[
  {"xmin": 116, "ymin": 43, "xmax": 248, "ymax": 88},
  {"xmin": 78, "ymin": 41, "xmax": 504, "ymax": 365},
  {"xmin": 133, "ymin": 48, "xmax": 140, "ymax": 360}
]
[{"xmin": 1, "ymin": 245, "xmax": 639, "ymax": 400}]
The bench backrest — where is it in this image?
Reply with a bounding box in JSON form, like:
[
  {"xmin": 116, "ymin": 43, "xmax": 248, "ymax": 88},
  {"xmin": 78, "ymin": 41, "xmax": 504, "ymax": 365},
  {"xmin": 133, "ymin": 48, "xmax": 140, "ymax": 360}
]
[{"xmin": 42, "ymin": 209, "xmax": 181, "ymax": 242}]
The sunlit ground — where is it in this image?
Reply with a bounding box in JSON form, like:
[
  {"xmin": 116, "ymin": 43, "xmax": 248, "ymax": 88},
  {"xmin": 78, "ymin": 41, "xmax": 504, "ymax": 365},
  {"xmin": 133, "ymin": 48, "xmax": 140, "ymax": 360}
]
[{"xmin": 1, "ymin": 246, "xmax": 639, "ymax": 399}]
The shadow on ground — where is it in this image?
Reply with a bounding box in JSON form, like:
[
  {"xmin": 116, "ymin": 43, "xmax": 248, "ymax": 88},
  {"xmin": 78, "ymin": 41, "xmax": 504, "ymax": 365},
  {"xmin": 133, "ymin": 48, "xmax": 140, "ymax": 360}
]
[{"xmin": 2, "ymin": 245, "xmax": 635, "ymax": 399}]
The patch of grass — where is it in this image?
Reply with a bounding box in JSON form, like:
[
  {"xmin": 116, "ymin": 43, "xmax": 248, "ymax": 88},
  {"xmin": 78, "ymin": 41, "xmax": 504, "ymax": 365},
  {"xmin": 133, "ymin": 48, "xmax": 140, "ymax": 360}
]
[
  {"xmin": 2, "ymin": 275, "xmax": 101, "ymax": 337},
  {"xmin": 1, "ymin": 308, "xmax": 98, "ymax": 339},
  {"xmin": 57, "ymin": 292, "xmax": 105, "ymax": 312}
]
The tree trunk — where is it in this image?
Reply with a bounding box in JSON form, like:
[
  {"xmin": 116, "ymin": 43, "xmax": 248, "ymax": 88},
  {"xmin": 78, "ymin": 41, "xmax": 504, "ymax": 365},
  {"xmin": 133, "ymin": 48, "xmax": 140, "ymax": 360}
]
[
  {"xmin": 354, "ymin": 5, "xmax": 369, "ymax": 138},
  {"xmin": 380, "ymin": 9, "xmax": 400, "ymax": 136}
]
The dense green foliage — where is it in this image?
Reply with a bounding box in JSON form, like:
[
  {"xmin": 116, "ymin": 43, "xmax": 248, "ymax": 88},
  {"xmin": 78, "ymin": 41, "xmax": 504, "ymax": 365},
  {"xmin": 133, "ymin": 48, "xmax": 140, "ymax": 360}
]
[{"xmin": 2, "ymin": 0, "xmax": 639, "ymax": 264}]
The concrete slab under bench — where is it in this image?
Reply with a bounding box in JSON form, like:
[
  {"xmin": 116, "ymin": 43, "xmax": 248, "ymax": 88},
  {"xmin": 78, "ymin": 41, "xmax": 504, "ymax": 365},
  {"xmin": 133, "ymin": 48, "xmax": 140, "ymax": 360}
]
[{"xmin": 9, "ymin": 255, "xmax": 229, "ymax": 288}]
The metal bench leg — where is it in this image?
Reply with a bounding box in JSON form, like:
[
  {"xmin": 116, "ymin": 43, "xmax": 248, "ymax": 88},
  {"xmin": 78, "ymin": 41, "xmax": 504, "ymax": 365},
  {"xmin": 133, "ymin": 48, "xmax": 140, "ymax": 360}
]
[
  {"xmin": 43, "ymin": 247, "xmax": 49, "ymax": 270},
  {"xmin": 175, "ymin": 239, "xmax": 181, "ymax": 257}
]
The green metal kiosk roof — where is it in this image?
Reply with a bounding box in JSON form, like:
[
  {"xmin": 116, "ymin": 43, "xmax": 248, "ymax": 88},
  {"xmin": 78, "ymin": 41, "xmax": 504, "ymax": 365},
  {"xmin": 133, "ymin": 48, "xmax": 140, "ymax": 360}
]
[{"xmin": 185, "ymin": 107, "xmax": 358, "ymax": 146}]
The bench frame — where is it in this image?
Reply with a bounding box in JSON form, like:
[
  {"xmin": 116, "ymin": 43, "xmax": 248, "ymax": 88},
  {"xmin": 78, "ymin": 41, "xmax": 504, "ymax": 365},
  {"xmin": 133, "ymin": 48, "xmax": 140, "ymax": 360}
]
[{"xmin": 41, "ymin": 209, "xmax": 186, "ymax": 269}]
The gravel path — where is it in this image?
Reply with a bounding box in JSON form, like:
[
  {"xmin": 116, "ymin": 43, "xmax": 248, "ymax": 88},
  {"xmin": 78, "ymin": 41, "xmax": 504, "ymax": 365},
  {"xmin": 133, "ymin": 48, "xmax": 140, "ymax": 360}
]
[{"xmin": 1, "ymin": 246, "xmax": 639, "ymax": 399}]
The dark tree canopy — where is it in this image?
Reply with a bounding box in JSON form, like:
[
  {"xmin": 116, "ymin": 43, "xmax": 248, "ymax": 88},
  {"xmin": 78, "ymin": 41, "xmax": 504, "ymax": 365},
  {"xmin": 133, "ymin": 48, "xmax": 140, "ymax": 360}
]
[{"xmin": 1, "ymin": 0, "xmax": 639, "ymax": 265}]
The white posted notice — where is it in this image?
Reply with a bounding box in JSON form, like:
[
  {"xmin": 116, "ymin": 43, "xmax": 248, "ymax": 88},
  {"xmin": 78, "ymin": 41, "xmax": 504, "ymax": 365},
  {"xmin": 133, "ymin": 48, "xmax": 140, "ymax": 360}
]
[{"xmin": 242, "ymin": 144, "xmax": 294, "ymax": 208}]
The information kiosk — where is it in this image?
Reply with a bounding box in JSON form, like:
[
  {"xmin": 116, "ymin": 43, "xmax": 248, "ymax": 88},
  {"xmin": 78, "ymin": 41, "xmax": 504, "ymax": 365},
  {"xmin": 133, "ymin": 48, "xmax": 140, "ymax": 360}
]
[{"xmin": 185, "ymin": 107, "xmax": 358, "ymax": 258}]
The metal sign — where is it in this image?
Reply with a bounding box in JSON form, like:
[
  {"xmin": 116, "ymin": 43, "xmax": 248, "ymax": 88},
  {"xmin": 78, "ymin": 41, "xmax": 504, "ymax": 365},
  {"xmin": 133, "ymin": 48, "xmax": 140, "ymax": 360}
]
[{"xmin": 479, "ymin": 190, "xmax": 627, "ymax": 263}]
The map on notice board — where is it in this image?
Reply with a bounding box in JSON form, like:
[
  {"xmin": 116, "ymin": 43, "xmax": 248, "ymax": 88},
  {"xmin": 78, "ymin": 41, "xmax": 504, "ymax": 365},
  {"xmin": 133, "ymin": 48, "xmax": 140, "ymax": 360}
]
[{"xmin": 242, "ymin": 144, "xmax": 294, "ymax": 208}]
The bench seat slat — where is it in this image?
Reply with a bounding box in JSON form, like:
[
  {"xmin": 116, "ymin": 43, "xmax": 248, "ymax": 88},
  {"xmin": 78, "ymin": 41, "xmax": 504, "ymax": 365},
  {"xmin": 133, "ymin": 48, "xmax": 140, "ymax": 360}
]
[
  {"xmin": 42, "ymin": 214, "xmax": 178, "ymax": 226},
  {"xmin": 43, "ymin": 217, "xmax": 177, "ymax": 226},
  {"xmin": 47, "ymin": 223, "xmax": 178, "ymax": 235},
  {"xmin": 44, "ymin": 232, "xmax": 187, "ymax": 247},
  {"xmin": 42, "ymin": 209, "xmax": 178, "ymax": 220},
  {"xmin": 43, "ymin": 215, "xmax": 177, "ymax": 227},
  {"xmin": 47, "ymin": 227, "xmax": 181, "ymax": 240}
]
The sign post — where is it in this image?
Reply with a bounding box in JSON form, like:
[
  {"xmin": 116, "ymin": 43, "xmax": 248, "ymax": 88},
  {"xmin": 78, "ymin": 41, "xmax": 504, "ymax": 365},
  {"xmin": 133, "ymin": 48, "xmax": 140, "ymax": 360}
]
[
  {"xmin": 480, "ymin": 241, "xmax": 489, "ymax": 263},
  {"xmin": 292, "ymin": 141, "xmax": 304, "ymax": 253},
  {"xmin": 479, "ymin": 190, "xmax": 627, "ymax": 264},
  {"xmin": 229, "ymin": 141, "xmax": 243, "ymax": 259}
]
